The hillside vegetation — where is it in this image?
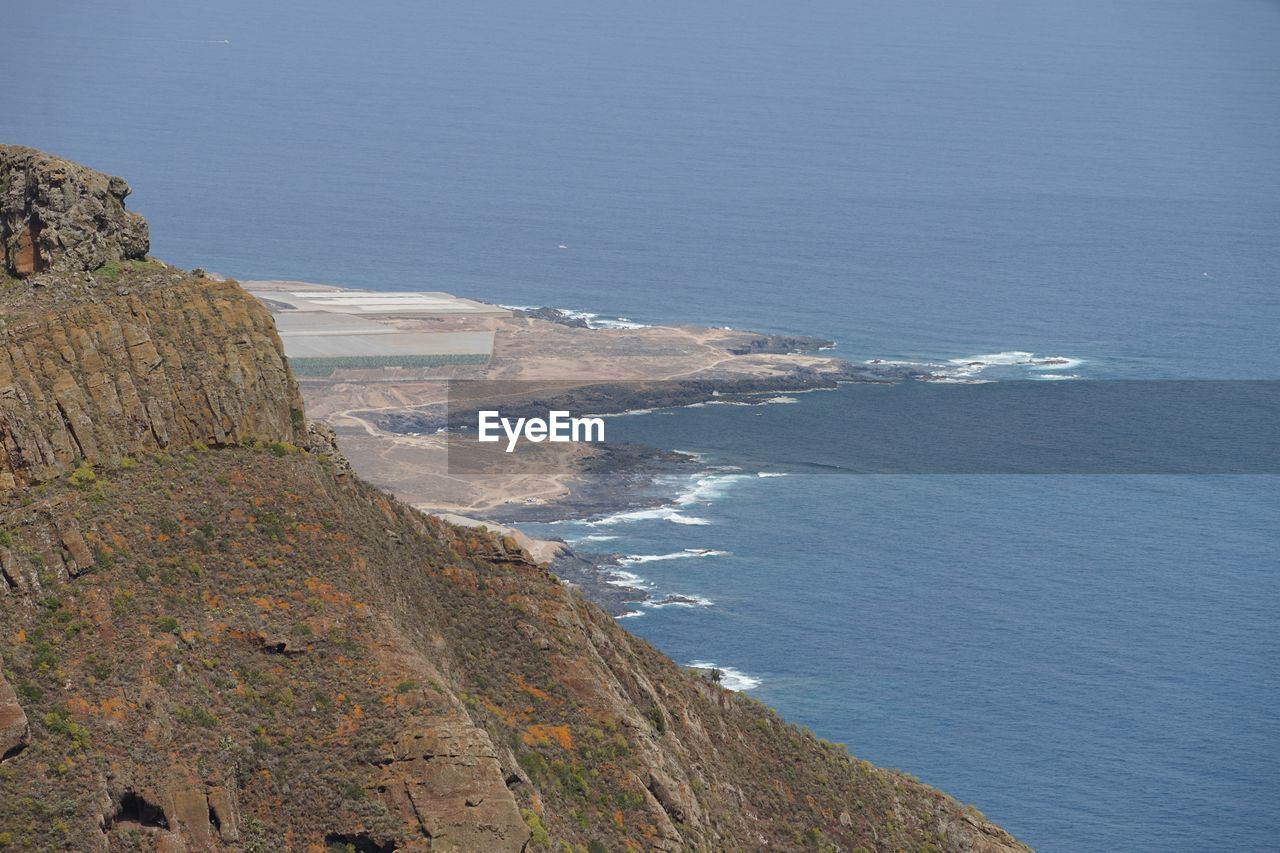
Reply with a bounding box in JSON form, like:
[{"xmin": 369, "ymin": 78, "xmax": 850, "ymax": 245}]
[{"xmin": 0, "ymin": 145, "xmax": 1027, "ymax": 852}]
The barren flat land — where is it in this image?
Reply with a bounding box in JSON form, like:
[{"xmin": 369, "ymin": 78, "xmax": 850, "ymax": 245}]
[{"xmin": 242, "ymin": 280, "xmax": 863, "ymax": 521}]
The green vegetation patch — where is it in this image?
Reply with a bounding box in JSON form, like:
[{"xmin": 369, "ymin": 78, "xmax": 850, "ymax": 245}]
[{"xmin": 93, "ymin": 258, "xmax": 163, "ymax": 282}]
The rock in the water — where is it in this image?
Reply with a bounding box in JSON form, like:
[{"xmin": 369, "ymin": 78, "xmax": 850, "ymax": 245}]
[
  {"xmin": 509, "ymin": 306, "xmax": 591, "ymax": 328},
  {"xmin": 0, "ymin": 144, "xmax": 149, "ymax": 277}
]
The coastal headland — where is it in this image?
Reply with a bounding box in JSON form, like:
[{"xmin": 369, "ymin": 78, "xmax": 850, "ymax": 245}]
[
  {"xmin": 0, "ymin": 144, "xmax": 1027, "ymax": 851},
  {"xmin": 242, "ymin": 278, "xmax": 924, "ymax": 519},
  {"xmin": 240, "ymin": 279, "xmax": 936, "ymax": 612}
]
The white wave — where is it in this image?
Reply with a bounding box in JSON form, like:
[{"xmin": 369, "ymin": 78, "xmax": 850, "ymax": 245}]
[
  {"xmin": 703, "ymin": 394, "xmax": 799, "ymax": 407},
  {"xmin": 588, "ymin": 461, "xmax": 772, "ymax": 530},
  {"xmin": 604, "ymin": 569, "xmax": 652, "ymax": 590},
  {"xmin": 1030, "ymin": 356, "xmax": 1084, "ymax": 370},
  {"xmin": 949, "ymin": 350, "xmax": 1037, "ymax": 367},
  {"xmin": 865, "ymin": 358, "xmax": 935, "ymax": 368},
  {"xmin": 923, "ymin": 376, "xmax": 994, "ymax": 384},
  {"xmin": 571, "ymin": 533, "xmax": 618, "ymax": 543},
  {"xmin": 556, "ymin": 307, "xmax": 650, "ymax": 330},
  {"xmin": 501, "ymin": 304, "xmax": 650, "ymax": 329},
  {"xmin": 620, "ymin": 553, "xmax": 688, "ymax": 565},
  {"xmin": 619, "ymin": 549, "xmax": 729, "ymax": 565},
  {"xmin": 757, "ymin": 472, "xmax": 788, "ymax": 478},
  {"xmin": 589, "ymin": 506, "xmax": 711, "ymax": 526},
  {"xmin": 601, "ymin": 407, "xmax": 657, "ymax": 418},
  {"xmin": 687, "ymin": 661, "xmax": 762, "ymax": 691},
  {"xmin": 615, "ymin": 610, "xmax": 645, "ymax": 619},
  {"xmin": 646, "ymin": 593, "xmax": 715, "ymax": 609},
  {"xmin": 592, "ymin": 317, "xmax": 650, "ymax": 330},
  {"xmin": 674, "ymin": 471, "xmax": 751, "ymax": 506},
  {"xmin": 873, "ymin": 350, "xmax": 1088, "ymax": 382},
  {"xmin": 1031, "ymin": 373, "xmax": 1083, "ymax": 381},
  {"xmin": 947, "ymin": 351, "xmax": 1086, "ymax": 376}
]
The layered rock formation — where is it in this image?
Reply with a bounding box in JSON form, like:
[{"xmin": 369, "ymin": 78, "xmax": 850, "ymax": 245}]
[
  {"xmin": 0, "ymin": 274, "xmax": 303, "ymax": 491},
  {"xmin": 0, "ymin": 148, "xmax": 1029, "ymax": 852},
  {"xmin": 1, "ymin": 144, "xmax": 149, "ymax": 277}
]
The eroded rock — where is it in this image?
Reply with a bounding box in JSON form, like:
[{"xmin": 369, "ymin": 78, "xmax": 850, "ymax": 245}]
[
  {"xmin": 0, "ymin": 145, "xmax": 149, "ymax": 277},
  {"xmin": 0, "ymin": 672, "xmax": 29, "ymax": 761},
  {"xmin": 647, "ymin": 767, "xmax": 702, "ymax": 827},
  {"xmin": 374, "ymin": 717, "xmax": 530, "ymax": 852}
]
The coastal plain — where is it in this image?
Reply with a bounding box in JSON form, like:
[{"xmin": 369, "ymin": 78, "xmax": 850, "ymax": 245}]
[{"xmin": 243, "ymin": 279, "xmax": 875, "ymax": 520}]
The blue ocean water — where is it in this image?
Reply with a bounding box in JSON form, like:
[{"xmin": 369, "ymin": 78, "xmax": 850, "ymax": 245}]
[{"xmin": 5, "ymin": 1, "xmax": 1278, "ymax": 849}]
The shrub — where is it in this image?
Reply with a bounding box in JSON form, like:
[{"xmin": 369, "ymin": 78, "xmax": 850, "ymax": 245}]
[
  {"xmin": 518, "ymin": 751, "xmax": 548, "ymax": 781},
  {"xmin": 174, "ymin": 706, "xmax": 217, "ymax": 728},
  {"xmin": 644, "ymin": 703, "xmax": 667, "ymax": 734},
  {"xmin": 42, "ymin": 712, "xmax": 91, "ymax": 751},
  {"xmin": 521, "ymin": 809, "xmax": 550, "ymax": 848},
  {"xmin": 67, "ymin": 465, "xmax": 96, "ymax": 489}
]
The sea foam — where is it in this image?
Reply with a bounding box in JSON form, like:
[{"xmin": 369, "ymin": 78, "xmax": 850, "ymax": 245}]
[
  {"xmin": 687, "ymin": 661, "xmax": 762, "ymax": 691},
  {"xmin": 619, "ymin": 549, "xmax": 730, "ymax": 565},
  {"xmin": 871, "ymin": 350, "xmax": 1088, "ymax": 382}
]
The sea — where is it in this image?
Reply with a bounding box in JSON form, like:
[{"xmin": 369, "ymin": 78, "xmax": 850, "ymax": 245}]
[{"xmin": 4, "ymin": 1, "xmax": 1277, "ymax": 849}]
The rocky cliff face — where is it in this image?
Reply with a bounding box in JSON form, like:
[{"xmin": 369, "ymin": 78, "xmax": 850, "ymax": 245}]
[
  {"xmin": 0, "ymin": 272, "xmax": 304, "ymax": 492},
  {"xmin": 1, "ymin": 145, "xmax": 149, "ymax": 278},
  {"xmin": 0, "ymin": 149, "xmax": 1028, "ymax": 852}
]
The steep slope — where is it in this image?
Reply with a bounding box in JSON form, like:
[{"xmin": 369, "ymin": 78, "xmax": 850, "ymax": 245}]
[{"xmin": 0, "ymin": 148, "xmax": 1027, "ymax": 852}]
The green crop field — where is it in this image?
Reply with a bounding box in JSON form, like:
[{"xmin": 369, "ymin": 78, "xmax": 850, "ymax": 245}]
[{"xmin": 289, "ymin": 354, "xmax": 491, "ymax": 376}]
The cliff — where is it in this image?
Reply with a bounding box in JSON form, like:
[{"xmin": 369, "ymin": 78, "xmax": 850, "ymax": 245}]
[
  {"xmin": 0, "ymin": 148, "xmax": 1028, "ymax": 852},
  {"xmin": 0, "ymin": 270, "xmax": 303, "ymax": 493}
]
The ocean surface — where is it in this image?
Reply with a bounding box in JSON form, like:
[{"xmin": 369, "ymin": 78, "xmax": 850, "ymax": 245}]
[{"xmin": 5, "ymin": 1, "xmax": 1278, "ymax": 849}]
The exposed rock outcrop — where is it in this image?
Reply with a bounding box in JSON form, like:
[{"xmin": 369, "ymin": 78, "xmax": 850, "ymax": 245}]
[
  {"xmin": 725, "ymin": 332, "xmax": 835, "ymax": 355},
  {"xmin": 305, "ymin": 419, "xmax": 352, "ymax": 476},
  {"xmin": 375, "ymin": 719, "xmax": 530, "ymax": 851},
  {"xmin": 0, "ymin": 275, "xmax": 303, "ymax": 491},
  {"xmin": 0, "ymin": 672, "xmax": 29, "ymax": 761},
  {"xmin": 508, "ymin": 306, "xmax": 591, "ymax": 328},
  {"xmin": 1, "ymin": 145, "xmax": 148, "ymax": 277}
]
